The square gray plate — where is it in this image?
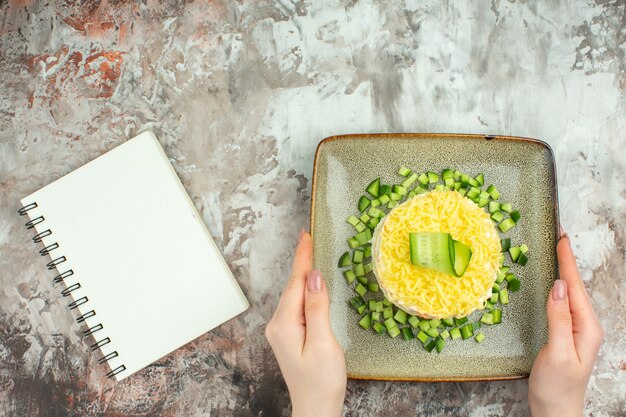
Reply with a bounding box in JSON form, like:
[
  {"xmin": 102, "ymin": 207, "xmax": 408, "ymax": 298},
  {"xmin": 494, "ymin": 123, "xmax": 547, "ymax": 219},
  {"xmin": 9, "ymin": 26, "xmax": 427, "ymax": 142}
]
[{"xmin": 311, "ymin": 134, "xmax": 559, "ymax": 381}]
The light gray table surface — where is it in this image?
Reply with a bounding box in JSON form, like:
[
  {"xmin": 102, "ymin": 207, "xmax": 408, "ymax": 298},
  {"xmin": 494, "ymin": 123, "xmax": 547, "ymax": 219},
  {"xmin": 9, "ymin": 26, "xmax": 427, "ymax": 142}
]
[{"xmin": 1, "ymin": 1, "xmax": 624, "ymax": 416}]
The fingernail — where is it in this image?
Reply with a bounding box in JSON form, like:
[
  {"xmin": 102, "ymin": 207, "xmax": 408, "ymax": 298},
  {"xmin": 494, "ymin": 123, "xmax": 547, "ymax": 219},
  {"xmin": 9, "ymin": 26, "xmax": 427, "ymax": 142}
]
[
  {"xmin": 552, "ymin": 279, "xmax": 567, "ymax": 301},
  {"xmin": 307, "ymin": 270, "xmax": 322, "ymax": 292},
  {"xmin": 298, "ymin": 228, "xmax": 306, "ymax": 241},
  {"xmin": 559, "ymin": 223, "xmax": 564, "ymax": 238}
]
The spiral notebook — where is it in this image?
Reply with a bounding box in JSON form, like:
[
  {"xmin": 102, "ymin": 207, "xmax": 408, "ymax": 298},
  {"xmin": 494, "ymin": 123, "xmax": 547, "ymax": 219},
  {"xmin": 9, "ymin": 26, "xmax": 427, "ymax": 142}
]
[{"xmin": 18, "ymin": 131, "xmax": 249, "ymax": 381}]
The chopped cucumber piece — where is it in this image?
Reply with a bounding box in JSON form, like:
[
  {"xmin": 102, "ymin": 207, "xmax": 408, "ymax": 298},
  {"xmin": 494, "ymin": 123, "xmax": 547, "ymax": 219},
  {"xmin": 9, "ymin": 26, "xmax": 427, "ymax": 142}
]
[
  {"xmin": 359, "ymin": 213, "xmax": 371, "ymax": 223},
  {"xmin": 338, "ymin": 252, "xmax": 352, "ymax": 267},
  {"xmin": 353, "ymin": 263, "xmax": 365, "ymax": 277},
  {"xmin": 349, "ymin": 296, "xmax": 365, "ymax": 310},
  {"xmin": 426, "ymin": 328, "xmax": 440, "ymax": 338},
  {"xmin": 468, "ymin": 177, "xmax": 479, "ymax": 187},
  {"xmin": 355, "ymin": 221, "xmax": 366, "ymax": 232},
  {"xmin": 458, "ymin": 187, "xmax": 468, "ymax": 196},
  {"xmin": 460, "ymin": 173, "xmax": 470, "ymax": 186},
  {"xmin": 408, "ymin": 315, "xmax": 421, "ymax": 328},
  {"xmin": 383, "ymin": 299, "xmax": 392, "ymax": 307},
  {"xmin": 499, "ymin": 218, "xmax": 516, "ymax": 233},
  {"xmin": 517, "ymin": 252, "xmax": 528, "ymax": 266},
  {"xmin": 364, "ymin": 263, "xmax": 373, "ymax": 274},
  {"xmin": 384, "ymin": 317, "xmax": 398, "ymax": 331},
  {"xmin": 442, "ymin": 169, "xmax": 454, "ymax": 179},
  {"xmin": 367, "ymin": 178, "xmax": 380, "ymax": 197},
  {"xmin": 380, "ymin": 184, "xmax": 391, "ymax": 195},
  {"xmin": 357, "ymin": 304, "xmax": 366, "ymax": 315},
  {"xmin": 407, "ymin": 190, "xmax": 416, "ymax": 198},
  {"xmin": 368, "ymin": 218, "xmax": 380, "ymax": 229},
  {"xmin": 485, "ymin": 301, "xmax": 494, "ymax": 310},
  {"xmin": 440, "ymin": 329, "xmax": 450, "ymax": 339},
  {"xmin": 383, "ymin": 307, "xmax": 393, "ymax": 319},
  {"xmin": 475, "ymin": 173, "xmax": 484, "ymax": 186},
  {"xmin": 363, "ymin": 245, "xmax": 372, "ymax": 258},
  {"xmin": 501, "ymin": 238, "xmax": 511, "ymax": 252},
  {"xmin": 398, "ymin": 166, "xmax": 412, "ymax": 177},
  {"xmin": 343, "ymin": 270, "xmax": 356, "ymax": 284},
  {"xmin": 370, "ymin": 198, "xmax": 381, "ymax": 207},
  {"xmin": 492, "ymin": 309, "xmax": 502, "ymax": 324},
  {"xmin": 387, "ymin": 201, "xmax": 398, "ymax": 209},
  {"xmin": 427, "ymin": 171, "xmax": 439, "ymax": 183},
  {"xmin": 467, "ymin": 187, "xmax": 480, "ymax": 198},
  {"xmin": 375, "ymin": 301, "xmax": 384, "ymax": 312},
  {"xmin": 434, "ymin": 184, "xmax": 445, "ymax": 191},
  {"xmin": 394, "ymin": 309, "xmax": 408, "ymax": 324},
  {"xmin": 475, "ymin": 332, "xmax": 485, "ymax": 343},
  {"xmin": 508, "ymin": 278, "xmax": 521, "ymax": 292},
  {"xmin": 505, "ymin": 273, "xmax": 516, "ymax": 283},
  {"xmin": 356, "ymin": 275, "xmax": 368, "ymax": 285},
  {"xmin": 481, "ymin": 313, "xmax": 494, "ymax": 325},
  {"xmin": 358, "ymin": 196, "xmax": 371, "ymax": 212},
  {"xmin": 417, "ymin": 331, "xmax": 429, "ymax": 343},
  {"xmin": 393, "ymin": 185, "xmax": 407, "ymax": 195},
  {"xmin": 389, "ymin": 192, "xmax": 402, "ymax": 201},
  {"xmin": 368, "ymin": 207, "xmax": 384, "ymax": 218},
  {"xmin": 490, "ymin": 292, "xmax": 499, "ymax": 304},
  {"xmin": 499, "ymin": 289, "xmax": 510, "ymax": 304},
  {"xmin": 489, "ymin": 201, "xmax": 501, "ymax": 213},
  {"xmin": 401, "ymin": 172, "xmax": 419, "ymax": 188},
  {"xmin": 486, "ymin": 184, "xmax": 500, "ymax": 200},
  {"xmin": 355, "ymin": 283, "xmax": 367, "ymax": 296},
  {"xmin": 454, "ymin": 182, "xmax": 462, "ymax": 191},
  {"xmin": 369, "ymin": 300, "xmax": 377, "ymax": 310},
  {"xmin": 450, "ymin": 328, "xmax": 462, "ymax": 340},
  {"xmin": 453, "ymin": 170, "xmax": 462, "ymax": 180},
  {"xmin": 442, "ymin": 318, "xmax": 455, "ymax": 327},
  {"xmin": 417, "ymin": 172, "xmax": 429, "ymax": 185},
  {"xmin": 367, "ymin": 280, "xmax": 378, "ymax": 292},
  {"xmin": 460, "ymin": 324, "xmax": 474, "ymax": 339},
  {"xmin": 492, "ymin": 282, "xmax": 501, "ymax": 292},
  {"xmin": 373, "ymin": 322, "xmax": 386, "ymax": 334},
  {"xmin": 388, "ymin": 326, "xmax": 401, "ymax": 338},
  {"xmin": 435, "ymin": 338, "xmax": 446, "ymax": 353},
  {"xmin": 500, "ymin": 203, "xmax": 513, "ymax": 213},
  {"xmin": 414, "ymin": 186, "xmax": 428, "ymax": 195},
  {"xmin": 510, "ymin": 210, "xmax": 521, "ymax": 222},
  {"xmin": 418, "ymin": 320, "xmax": 430, "ymax": 331},
  {"xmin": 444, "ymin": 177, "xmax": 455, "ymax": 187},
  {"xmin": 359, "ymin": 314, "xmax": 371, "ymax": 329},
  {"xmin": 371, "ymin": 311, "xmax": 380, "ymax": 321},
  {"xmin": 491, "ymin": 211, "xmax": 504, "ymax": 223},
  {"xmin": 454, "ymin": 317, "xmax": 468, "ymax": 326},
  {"xmin": 347, "ymin": 215, "xmax": 360, "ymax": 226},
  {"xmin": 509, "ymin": 246, "xmax": 521, "ymax": 262},
  {"xmin": 478, "ymin": 196, "xmax": 490, "ymax": 207},
  {"xmin": 401, "ymin": 327, "xmax": 415, "ymax": 340},
  {"xmin": 379, "ymin": 194, "xmax": 390, "ymax": 204},
  {"xmin": 347, "ymin": 237, "xmax": 360, "ymax": 249},
  {"xmin": 357, "ymin": 229, "xmax": 371, "ymax": 245},
  {"xmin": 429, "ymin": 319, "xmax": 441, "ymax": 328}
]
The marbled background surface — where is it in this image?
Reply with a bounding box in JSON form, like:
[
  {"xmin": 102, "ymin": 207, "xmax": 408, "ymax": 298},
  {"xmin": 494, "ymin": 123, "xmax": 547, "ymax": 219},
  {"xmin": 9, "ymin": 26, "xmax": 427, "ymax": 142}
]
[{"xmin": 0, "ymin": 0, "xmax": 624, "ymax": 416}]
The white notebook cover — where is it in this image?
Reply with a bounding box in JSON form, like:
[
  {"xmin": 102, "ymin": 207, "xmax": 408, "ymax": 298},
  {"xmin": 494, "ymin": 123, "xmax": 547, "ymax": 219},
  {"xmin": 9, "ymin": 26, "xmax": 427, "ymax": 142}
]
[{"xmin": 19, "ymin": 131, "xmax": 249, "ymax": 380}]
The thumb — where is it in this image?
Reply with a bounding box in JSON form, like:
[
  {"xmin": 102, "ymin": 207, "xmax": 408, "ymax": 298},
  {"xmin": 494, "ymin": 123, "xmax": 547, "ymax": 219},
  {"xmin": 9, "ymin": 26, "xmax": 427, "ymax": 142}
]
[
  {"xmin": 304, "ymin": 270, "xmax": 333, "ymax": 343},
  {"xmin": 546, "ymin": 279, "xmax": 575, "ymax": 353}
]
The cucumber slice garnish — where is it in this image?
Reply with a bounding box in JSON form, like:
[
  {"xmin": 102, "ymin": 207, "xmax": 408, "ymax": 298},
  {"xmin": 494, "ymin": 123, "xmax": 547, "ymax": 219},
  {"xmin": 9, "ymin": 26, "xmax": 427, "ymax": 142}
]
[
  {"xmin": 409, "ymin": 232, "xmax": 473, "ymax": 277},
  {"xmin": 338, "ymin": 251, "xmax": 352, "ymax": 267},
  {"xmin": 358, "ymin": 196, "xmax": 371, "ymax": 212}
]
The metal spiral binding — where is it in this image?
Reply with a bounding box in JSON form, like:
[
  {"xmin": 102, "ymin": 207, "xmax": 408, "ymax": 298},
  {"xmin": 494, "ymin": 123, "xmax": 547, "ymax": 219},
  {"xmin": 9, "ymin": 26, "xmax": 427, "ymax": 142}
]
[{"xmin": 19, "ymin": 202, "xmax": 125, "ymax": 379}]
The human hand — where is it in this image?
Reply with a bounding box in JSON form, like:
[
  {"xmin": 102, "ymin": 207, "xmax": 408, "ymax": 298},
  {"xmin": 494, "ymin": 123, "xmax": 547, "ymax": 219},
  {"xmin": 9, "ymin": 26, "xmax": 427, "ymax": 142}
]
[
  {"xmin": 265, "ymin": 230, "xmax": 347, "ymax": 417},
  {"xmin": 528, "ymin": 232, "xmax": 604, "ymax": 417}
]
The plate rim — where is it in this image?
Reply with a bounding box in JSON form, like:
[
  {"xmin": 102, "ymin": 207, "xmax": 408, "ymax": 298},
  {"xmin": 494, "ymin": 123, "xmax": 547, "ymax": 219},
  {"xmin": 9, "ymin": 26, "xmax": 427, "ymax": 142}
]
[{"xmin": 309, "ymin": 133, "xmax": 560, "ymax": 382}]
